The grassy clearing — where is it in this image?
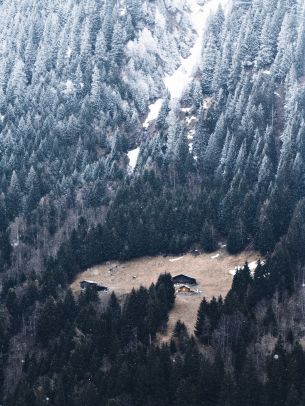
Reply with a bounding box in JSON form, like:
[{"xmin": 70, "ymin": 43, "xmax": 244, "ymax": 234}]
[{"xmin": 71, "ymin": 248, "xmax": 261, "ymax": 338}]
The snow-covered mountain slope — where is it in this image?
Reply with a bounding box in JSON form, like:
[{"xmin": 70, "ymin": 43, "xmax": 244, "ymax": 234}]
[
  {"xmin": 0, "ymin": 0, "xmax": 202, "ymax": 218},
  {"xmin": 164, "ymin": 0, "xmax": 232, "ymax": 103},
  {"xmin": 131, "ymin": 0, "xmax": 232, "ymax": 171},
  {"xmin": 2, "ymin": 0, "xmax": 305, "ymax": 276},
  {"xmin": 142, "ymin": 0, "xmax": 232, "ymax": 132},
  {"xmin": 122, "ymin": 0, "xmax": 197, "ymax": 116}
]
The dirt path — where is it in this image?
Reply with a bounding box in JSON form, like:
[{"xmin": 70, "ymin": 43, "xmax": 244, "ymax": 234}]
[{"xmin": 71, "ymin": 248, "xmax": 261, "ymax": 338}]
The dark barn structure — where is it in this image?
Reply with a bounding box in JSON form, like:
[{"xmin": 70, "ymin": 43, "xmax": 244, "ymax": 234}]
[
  {"xmin": 80, "ymin": 280, "xmax": 108, "ymax": 292},
  {"xmin": 172, "ymin": 274, "xmax": 197, "ymax": 285}
]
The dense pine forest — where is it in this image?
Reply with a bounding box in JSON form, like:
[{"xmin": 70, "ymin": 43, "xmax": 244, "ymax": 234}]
[{"xmin": 1, "ymin": 0, "xmax": 305, "ymax": 404}]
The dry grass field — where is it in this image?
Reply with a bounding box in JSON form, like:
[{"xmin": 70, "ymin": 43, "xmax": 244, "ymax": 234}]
[{"xmin": 71, "ymin": 247, "xmax": 261, "ymax": 339}]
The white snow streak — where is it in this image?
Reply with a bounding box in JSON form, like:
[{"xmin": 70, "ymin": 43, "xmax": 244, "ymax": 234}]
[
  {"xmin": 169, "ymin": 256, "xmax": 184, "ymax": 262},
  {"xmin": 142, "ymin": 0, "xmax": 231, "ymax": 130},
  {"xmin": 164, "ymin": 0, "xmax": 232, "ymax": 103},
  {"xmin": 143, "ymin": 98, "xmax": 163, "ymax": 128},
  {"xmin": 128, "ymin": 147, "xmax": 140, "ymax": 172}
]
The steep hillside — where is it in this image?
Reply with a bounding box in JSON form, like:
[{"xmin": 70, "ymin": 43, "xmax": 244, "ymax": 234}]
[
  {"xmin": 0, "ymin": 0, "xmax": 200, "ymax": 273},
  {"xmin": 116, "ymin": 0, "xmax": 305, "ymax": 265},
  {"xmin": 2, "ymin": 0, "xmax": 305, "ymax": 404}
]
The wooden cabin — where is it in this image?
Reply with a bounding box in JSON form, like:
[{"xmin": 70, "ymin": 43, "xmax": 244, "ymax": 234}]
[
  {"xmin": 172, "ymin": 274, "xmax": 197, "ymax": 285},
  {"xmin": 80, "ymin": 280, "xmax": 108, "ymax": 292},
  {"xmin": 177, "ymin": 285, "xmax": 191, "ymax": 293}
]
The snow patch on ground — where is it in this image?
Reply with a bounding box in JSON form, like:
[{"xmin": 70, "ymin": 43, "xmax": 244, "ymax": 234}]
[
  {"xmin": 248, "ymin": 260, "xmax": 259, "ymax": 275},
  {"xmin": 169, "ymin": 256, "xmax": 184, "ymax": 262},
  {"xmin": 229, "ymin": 266, "xmax": 242, "ymax": 276},
  {"xmin": 211, "ymin": 253, "xmax": 220, "ymax": 259},
  {"xmin": 263, "ymin": 70, "xmax": 271, "ymax": 75},
  {"xmin": 229, "ymin": 261, "xmax": 259, "ymax": 277},
  {"xmin": 128, "ymin": 147, "xmax": 140, "ymax": 172},
  {"xmin": 143, "ymin": 98, "xmax": 163, "ymax": 128},
  {"xmin": 248, "ymin": 261, "xmax": 258, "ymax": 270}
]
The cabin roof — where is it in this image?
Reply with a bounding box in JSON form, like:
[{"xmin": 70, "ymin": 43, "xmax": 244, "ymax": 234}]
[
  {"xmin": 81, "ymin": 280, "xmax": 97, "ymax": 285},
  {"xmin": 172, "ymin": 274, "xmax": 197, "ymax": 283},
  {"xmin": 80, "ymin": 280, "xmax": 108, "ymax": 290},
  {"xmin": 173, "ymin": 274, "xmax": 194, "ymax": 279}
]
